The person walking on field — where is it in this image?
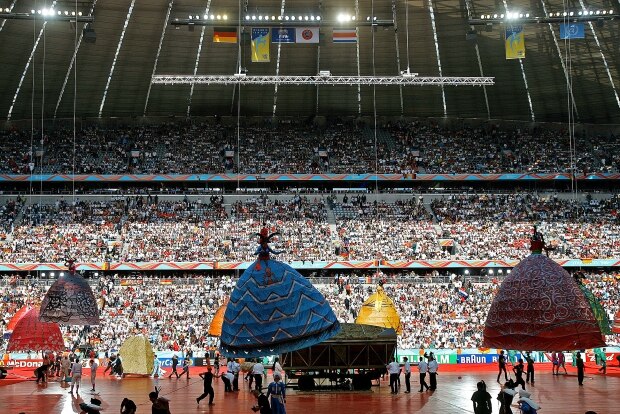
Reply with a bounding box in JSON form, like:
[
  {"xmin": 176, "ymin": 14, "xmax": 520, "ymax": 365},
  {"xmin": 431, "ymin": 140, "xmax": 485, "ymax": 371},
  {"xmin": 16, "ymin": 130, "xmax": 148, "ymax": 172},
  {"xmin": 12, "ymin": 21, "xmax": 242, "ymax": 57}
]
[
  {"xmin": 168, "ymin": 354, "xmax": 179, "ymax": 379},
  {"xmin": 498, "ymin": 350, "xmax": 508, "ymax": 382},
  {"xmin": 178, "ymin": 358, "xmax": 190, "ymax": 379},
  {"xmin": 576, "ymin": 352, "xmax": 585, "ymax": 386},
  {"xmin": 197, "ymin": 366, "xmax": 220, "ymax": 406},
  {"xmin": 89, "ymin": 358, "xmax": 99, "ymax": 392},
  {"xmin": 69, "ymin": 358, "xmax": 83, "ymax": 395},
  {"xmin": 525, "ymin": 352, "xmax": 535, "ymax": 384},
  {"xmin": 558, "ymin": 352, "xmax": 567, "ymax": 375}
]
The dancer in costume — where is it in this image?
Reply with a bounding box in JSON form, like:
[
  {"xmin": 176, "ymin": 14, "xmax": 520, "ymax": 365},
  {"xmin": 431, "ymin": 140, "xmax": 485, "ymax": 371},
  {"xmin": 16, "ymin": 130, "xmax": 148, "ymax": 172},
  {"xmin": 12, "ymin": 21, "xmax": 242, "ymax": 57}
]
[
  {"xmin": 267, "ymin": 373, "xmax": 286, "ymax": 414},
  {"xmin": 254, "ymin": 226, "xmax": 283, "ymax": 284},
  {"xmin": 220, "ymin": 225, "xmax": 340, "ymax": 358}
]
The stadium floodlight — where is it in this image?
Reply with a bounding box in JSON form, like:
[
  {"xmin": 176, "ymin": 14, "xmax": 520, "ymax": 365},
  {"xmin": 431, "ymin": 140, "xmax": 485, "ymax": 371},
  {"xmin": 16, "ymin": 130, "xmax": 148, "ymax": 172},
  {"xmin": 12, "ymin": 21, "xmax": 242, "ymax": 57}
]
[
  {"xmin": 316, "ymin": 16, "xmax": 321, "ymax": 21},
  {"xmin": 223, "ymin": 15, "xmax": 228, "ymax": 20}
]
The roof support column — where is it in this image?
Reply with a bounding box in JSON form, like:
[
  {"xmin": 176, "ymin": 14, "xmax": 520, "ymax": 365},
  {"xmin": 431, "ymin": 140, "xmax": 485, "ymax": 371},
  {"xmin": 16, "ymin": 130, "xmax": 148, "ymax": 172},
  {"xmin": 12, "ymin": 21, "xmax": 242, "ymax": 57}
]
[
  {"xmin": 8, "ymin": 0, "xmax": 57, "ymax": 121},
  {"xmin": 54, "ymin": 0, "xmax": 99, "ymax": 119},
  {"xmin": 427, "ymin": 0, "xmax": 446, "ymax": 116},
  {"xmin": 272, "ymin": 0, "xmax": 286, "ymax": 117},
  {"xmin": 98, "ymin": 0, "xmax": 136, "ymax": 117},
  {"xmin": 187, "ymin": 0, "xmax": 213, "ymax": 117},
  {"xmin": 144, "ymin": 0, "xmax": 174, "ymax": 116}
]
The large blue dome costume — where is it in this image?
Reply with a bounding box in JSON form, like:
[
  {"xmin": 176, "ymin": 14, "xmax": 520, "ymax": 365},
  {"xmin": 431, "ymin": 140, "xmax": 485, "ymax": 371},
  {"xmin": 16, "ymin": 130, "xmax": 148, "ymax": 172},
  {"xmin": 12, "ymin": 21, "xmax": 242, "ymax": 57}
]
[{"xmin": 220, "ymin": 228, "xmax": 340, "ymax": 357}]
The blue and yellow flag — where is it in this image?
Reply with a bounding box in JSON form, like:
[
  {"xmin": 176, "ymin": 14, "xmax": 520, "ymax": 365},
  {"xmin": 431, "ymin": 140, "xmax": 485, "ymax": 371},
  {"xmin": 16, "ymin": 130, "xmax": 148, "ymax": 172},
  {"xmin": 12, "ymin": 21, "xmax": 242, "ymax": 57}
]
[
  {"xmin": 505, "ymin": 25, "xmax": 525, "ymax": 59},
  {"xmin": 251, "ymin": 28, "xmax": 270, "ymax": 62}
]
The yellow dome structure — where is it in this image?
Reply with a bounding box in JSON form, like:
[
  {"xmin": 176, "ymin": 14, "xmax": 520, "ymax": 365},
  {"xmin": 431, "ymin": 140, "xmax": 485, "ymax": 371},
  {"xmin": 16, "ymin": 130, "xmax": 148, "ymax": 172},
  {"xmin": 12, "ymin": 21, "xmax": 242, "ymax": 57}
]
[
  {"xmin": 118, "ymin": 335, "xmax": 155, "ymax": 376},
  {"xmin": 208, "ymin": 298, "xmax": 228, "ymax": 337},
  {"xmin": 355, "ymin": 286, "xmax": 402, "ymax": 335}
]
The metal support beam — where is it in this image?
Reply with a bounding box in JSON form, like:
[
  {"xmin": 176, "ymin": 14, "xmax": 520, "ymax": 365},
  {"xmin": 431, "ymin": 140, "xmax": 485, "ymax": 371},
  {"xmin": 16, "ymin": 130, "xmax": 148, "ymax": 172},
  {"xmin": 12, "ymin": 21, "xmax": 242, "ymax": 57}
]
[
  {"xmin": 0, "ymin": 0, "xmax": 18, "ymax": 32},
  {"xmin": 469, "ymin": 15, "xmax": 618, "ymax": 26},
  {"xmin": 187, "ymin": 0, "xmax": 213, "ymax": 117},
  {"xmin": 172, "ymin": 18, "xmax": 394, "ymax": 28},
  {"xmin": 54, "ymin": 0, "xmax": 99, "ymax": 119},
  {"xmin": 392, "ymin": 0, "xmax": 403, "ymax": 115},
  {"xmin": 152, "ymin": 75, "xmax": 494, "ymax": 86},
  {"xmin": 355, "ymin": 0, "xmax": 361, "ymax": 114},
  {"xmin": 144, "ymin": 0, "xmax": 174, "ymax": 116},
  {"xmin": 273, "ymin": 0, "xmax": 286, "ymax": 117},
  {"xmin": 464, "ymin": 0, "xmax": 491, "ymax": 119},
  {"xmin": 7, "ymin": 1, "xmax": 58, "ymax": 121},
  {"xmin": 98, "ymin": 0, "xmax": 136, "ymax": 117},
  {"xmin": 428, "ymin": 0, "xmax": 446, "ymax": 116},
  {"xmin": 0, "ymin": 12, "xmax": 93, "ymax": 23}
]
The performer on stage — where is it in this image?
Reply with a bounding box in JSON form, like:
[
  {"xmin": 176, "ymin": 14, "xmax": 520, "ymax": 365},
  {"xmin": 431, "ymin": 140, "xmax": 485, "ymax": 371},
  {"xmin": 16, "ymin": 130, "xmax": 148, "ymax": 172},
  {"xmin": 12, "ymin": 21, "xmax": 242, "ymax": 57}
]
[
  {"xmin": 497, "ymin": 350, "xmax": 508, "ymax": 382},
  {"xmin": 267, "ymin": 372, "xmax": 287, "ymax": 414},
  {"xmin": 197, "ymin": 366, "xmax": 220, "ymax": 406}
]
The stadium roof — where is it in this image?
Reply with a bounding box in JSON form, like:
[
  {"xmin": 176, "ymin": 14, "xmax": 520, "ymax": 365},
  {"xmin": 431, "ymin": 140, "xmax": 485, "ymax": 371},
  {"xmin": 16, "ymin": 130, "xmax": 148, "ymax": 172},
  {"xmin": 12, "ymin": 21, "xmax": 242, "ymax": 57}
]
[{"xmin": 0, "ymin": 0, "xmax": 619, "ymax": 123}]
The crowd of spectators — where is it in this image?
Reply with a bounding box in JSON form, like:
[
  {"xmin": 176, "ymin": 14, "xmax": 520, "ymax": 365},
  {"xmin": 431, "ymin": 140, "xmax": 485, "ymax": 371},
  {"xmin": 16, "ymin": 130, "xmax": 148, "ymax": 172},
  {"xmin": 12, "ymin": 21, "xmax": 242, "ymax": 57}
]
[
  {"xmin": 0, "ymin": 193, "xmax": 619, "ymax": 263},
  {"xmin": 1, "ymin": 120, "xmax": 617, "ymax": 175},
  {"xmin": 1, "ymin": 271, "xmax": 619, "ymax": 353}
]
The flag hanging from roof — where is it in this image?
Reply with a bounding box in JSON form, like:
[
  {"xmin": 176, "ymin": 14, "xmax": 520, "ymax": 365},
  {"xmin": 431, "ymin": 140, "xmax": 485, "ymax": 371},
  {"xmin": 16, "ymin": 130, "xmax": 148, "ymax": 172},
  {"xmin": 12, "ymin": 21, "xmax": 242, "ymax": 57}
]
[
  {"xmin": 559, "ymin": 23, "xmax": 585, "ymax": 39},
  {"xmin": 272, "ymin": 27, "xmax": 296, "ymax": 43},
  {"xmin": 296, "ymin": 27, "xmax": 319, "ymax": 43},
  {"xmin": 251, "ymin": 27, "xmax": 270, "ymax": 62},
  {"xmin": 333, "ymin": 28, "xmax": 357, "ymax": 43},
  {"xmin": 213, "ymin": 27, "xmax": 237, "ymax": 43},
  {"xmin": 505, "ymin": 25, "xmax": 525, "ymax": 59}
]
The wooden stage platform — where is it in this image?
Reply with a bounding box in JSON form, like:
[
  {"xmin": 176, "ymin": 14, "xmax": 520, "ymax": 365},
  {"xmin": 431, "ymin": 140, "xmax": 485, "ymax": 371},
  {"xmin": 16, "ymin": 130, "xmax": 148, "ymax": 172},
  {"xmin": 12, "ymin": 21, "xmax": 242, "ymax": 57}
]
[{"xmin": 0, "ymin": 364, "xmax": 617, "ymax": 414}]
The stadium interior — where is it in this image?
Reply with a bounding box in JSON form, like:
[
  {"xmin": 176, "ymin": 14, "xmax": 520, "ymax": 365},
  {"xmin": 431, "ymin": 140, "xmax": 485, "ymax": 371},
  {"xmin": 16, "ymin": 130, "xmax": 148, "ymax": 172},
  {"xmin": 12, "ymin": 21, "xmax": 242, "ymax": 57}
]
[{"xmin": 1, "ymin": 1, "xmax": 620, "ymax": 413}]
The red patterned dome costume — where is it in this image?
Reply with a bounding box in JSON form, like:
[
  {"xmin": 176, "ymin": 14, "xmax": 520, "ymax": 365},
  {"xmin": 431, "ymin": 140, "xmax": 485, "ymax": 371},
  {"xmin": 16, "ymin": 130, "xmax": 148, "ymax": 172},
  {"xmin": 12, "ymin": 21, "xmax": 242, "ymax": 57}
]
[{"xmin": 484, "ymin": 227, "xmax": 607, "ymax": 350}]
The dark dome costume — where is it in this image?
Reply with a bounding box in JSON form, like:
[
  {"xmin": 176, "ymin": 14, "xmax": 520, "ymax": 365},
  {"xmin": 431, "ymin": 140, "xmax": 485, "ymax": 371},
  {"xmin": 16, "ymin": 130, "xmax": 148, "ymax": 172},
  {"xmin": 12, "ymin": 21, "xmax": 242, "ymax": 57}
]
[{"xmin": 39, "ymin": 259, "xmax": 100, "ymax": 325}]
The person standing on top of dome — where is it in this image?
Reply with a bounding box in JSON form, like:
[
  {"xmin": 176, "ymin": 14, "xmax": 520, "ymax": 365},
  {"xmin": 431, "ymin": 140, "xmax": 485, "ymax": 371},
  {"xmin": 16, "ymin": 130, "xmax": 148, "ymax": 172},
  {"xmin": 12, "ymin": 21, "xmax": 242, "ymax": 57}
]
[{"xmin": 254, "ymin": 226, "xmax": 283, "ymax": 272}]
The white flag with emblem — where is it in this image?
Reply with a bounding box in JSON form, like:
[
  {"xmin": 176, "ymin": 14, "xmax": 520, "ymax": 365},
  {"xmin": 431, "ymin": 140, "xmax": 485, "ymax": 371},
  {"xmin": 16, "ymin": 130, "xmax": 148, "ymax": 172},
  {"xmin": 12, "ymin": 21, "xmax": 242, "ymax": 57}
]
[{"xmin": 295, "ymin": 27, "xmax": 319, "ymax": 43}]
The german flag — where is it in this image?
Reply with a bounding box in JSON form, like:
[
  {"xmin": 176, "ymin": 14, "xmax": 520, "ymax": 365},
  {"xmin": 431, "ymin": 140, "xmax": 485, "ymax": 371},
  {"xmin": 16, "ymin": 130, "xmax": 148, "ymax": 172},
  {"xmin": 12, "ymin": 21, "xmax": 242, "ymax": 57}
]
[{"xmin": 213, "ymin": 27, "xmax": 237, "ymax": 43}]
